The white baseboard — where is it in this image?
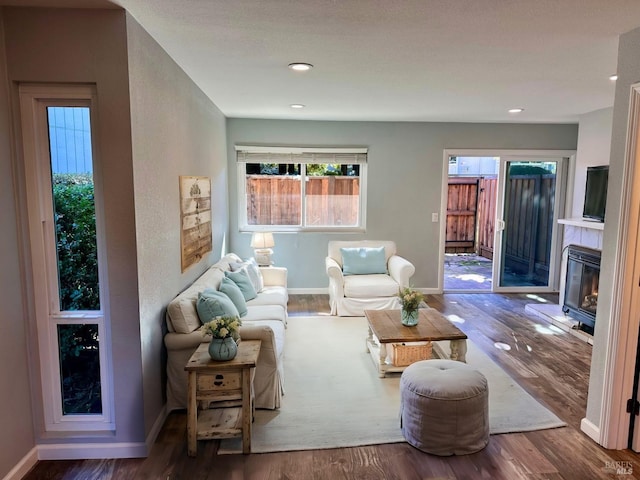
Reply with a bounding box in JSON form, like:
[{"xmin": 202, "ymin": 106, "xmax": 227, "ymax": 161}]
[
  {"xmin": 2, "ymin": 447, "xmax": 38, "ymax": 480},
  {"xmin": 288, "ymin": 288, "xmax": 328, "ymax": 294},
  {"xmin": 146, "ymin": 405, "xmax": 168, "ymax": 452},
  {"xmin": 37, "ymin": 441, "xmax": 147, "ymax": 460},
  {"xmin": 580, "ymin": 417, "xmax": 601, "ymax": 444},
  {"xmin": 418, "ymin": 288, "xmax": 441, "ymax": 294},
  {"xmin": 4, "ymin": 407, "xmax": 167, "ymax": 474}
]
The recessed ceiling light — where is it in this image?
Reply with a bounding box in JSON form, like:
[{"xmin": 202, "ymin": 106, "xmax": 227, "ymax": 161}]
[
  {"xmin": 609, "ymin": 74, "xmax": 618, "ymax": 81},
  {"xmin": 290, "ymin": 104, "xmax": 306, "ymax": 109},
  {"xmin": 508, "ymin": 108, "xmax": 524, "ymax": 114},
  {"xmin": 288, "ymin": 62, "xmax": 313, "ymax": 72}
]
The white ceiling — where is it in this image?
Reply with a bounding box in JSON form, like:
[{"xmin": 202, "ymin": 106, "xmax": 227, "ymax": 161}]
[{"xmin": 7, "ymin": 0, "xmax": 640, "ymax": 123}]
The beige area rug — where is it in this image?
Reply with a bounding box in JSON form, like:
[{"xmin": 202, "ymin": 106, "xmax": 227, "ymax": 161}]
[{"xmin": 219, "ymin": 315, "xmax": 566, "ymax": 454}]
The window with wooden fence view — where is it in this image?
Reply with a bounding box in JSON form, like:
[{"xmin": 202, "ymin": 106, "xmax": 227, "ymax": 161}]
[{"xmin": 245, "ymin": 162, "xmax": 361, "ymax": 228}]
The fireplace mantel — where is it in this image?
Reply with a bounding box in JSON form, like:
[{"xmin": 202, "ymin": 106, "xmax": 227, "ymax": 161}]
[{"xmin": 558, "ymin": 218, "xmax": 604, "ymax": 230}]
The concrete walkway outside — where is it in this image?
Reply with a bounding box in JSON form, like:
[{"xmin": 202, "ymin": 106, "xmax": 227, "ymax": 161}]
[{"xmin": 443, "ymin": 253, "xmax": 492, "ymax": 291}]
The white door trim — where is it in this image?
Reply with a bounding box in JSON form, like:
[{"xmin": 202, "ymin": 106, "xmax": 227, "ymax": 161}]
[{"xmin": 596, "ymin": 82, "xmax": 640, "ymax": 449}]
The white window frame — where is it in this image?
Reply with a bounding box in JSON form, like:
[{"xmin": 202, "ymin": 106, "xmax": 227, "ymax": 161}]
[
  {"xmin": 19, "ymin": 84, "xmax": 114, "ymax": 432},
  {"xmin": 236, "ymin": 146, "xmax": 368, "ymax": 232}
]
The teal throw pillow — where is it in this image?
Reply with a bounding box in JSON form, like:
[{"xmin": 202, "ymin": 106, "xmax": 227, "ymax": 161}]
[
  {"xmin": 219, "ymin": 277, "xmax": 248, "ymax": 317},
  {"xmin": 229, "ymin": 258, "xmax": 264, "ymax": 293},
  {"xmin": 341, "ymin": 246, "xmax": 387, "ymax": 275},
  {"xmin": 224, "ymin": 269, "xmax": 257, "ymax": 301},
  {"xmin": 196, "ymin": 289, "xmax": 240, "ymax": 324}
]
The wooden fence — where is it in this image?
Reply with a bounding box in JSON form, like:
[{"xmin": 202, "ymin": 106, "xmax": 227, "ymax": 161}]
[
  {"xmin": 477, "ymin": 177, "xmax": 498, "ymax": 259},
  {"xmin": 502, "ymin": 174, "xmax": 556, "ymax": 283},
  {"xmin": 445, "ymin": 177, "xmax": 479, "ymax": 253},
  {"xmin": 249, "ymin": 171, "xmax": 554, "ymax": 282},
  {"xmin": 246, "ymin": 175, "xmax": 359, "ymax": 226},
  {"xmin": 448, "ymin": 174, "xmax": 555, "ymax": 283}
]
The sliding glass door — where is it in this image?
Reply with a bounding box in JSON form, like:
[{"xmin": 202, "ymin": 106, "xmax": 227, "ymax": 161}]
[{"xmin": 494, "ymin": 157, "xmax": 566, "ymax": 291}]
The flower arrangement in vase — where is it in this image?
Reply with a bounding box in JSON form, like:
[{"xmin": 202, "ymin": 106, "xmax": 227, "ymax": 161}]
[
  {"xmin": 398, "ymin": 287, "xmax": 424, "ymax": 326},
  {"xmin": 202, "ymin": 316, "xmax": 242, "ymax": 361}
]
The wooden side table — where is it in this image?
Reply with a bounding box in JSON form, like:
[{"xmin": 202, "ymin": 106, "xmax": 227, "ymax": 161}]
[{"xmin": 185, "ymin": 339, "xmax": 261, "ymax": 456}]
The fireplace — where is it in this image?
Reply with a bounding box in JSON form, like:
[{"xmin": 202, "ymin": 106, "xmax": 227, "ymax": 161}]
[{"xmin": 562, "ymin": 245, "xmax": 601, "ymax": 334}]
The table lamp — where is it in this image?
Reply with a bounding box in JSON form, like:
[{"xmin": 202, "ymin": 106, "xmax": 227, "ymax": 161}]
[{"xmin": 250, "ymin": 232, "xmax": 275, "ymax": 266}]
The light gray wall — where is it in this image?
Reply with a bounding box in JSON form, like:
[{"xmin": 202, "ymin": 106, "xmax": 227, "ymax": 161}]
[
  {"xmin": 227, "ymin": 119, "xmax": 579, "ymax": 289},
  {"xmin": 572, "ymin": 107, "xmax": 613, "ymax": 218},
  {"xmin": 0, "ymin": 8, "xmax": 36, "ymax": 479},
  {"xmin": 126, "ymin": 14, "xmax": 228, "ymax": 438},
  {"xmin": 4, "ymin": 6, "xmax": 144, "ymax": 446},
  {"xmin": 586, "ymin": 26, "xmax": 640, "ymax": 429},
  {"xmin": 2, "ymin": 8, "xmax": 231, "ymax": 464}
]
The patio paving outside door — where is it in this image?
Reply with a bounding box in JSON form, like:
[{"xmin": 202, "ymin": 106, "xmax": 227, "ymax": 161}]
[{"xmin": 443, "ymin": 253, "xmax": 492, "ymax": 291}]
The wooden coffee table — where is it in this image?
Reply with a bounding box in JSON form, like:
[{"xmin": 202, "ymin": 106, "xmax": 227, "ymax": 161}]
[{"xmin": 365, "ymin": 308, "xmax": 468, "ymax": 377}]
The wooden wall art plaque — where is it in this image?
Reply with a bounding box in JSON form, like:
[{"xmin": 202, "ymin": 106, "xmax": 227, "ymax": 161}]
[{"xmin": 179, "ymin": 176, "xmax": 212, "ymax": 272}]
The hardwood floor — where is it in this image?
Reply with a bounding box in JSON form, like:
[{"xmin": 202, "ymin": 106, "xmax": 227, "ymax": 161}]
[{"xmin": 24, "ymin": 293, "xmax": 640, "ymax": 479}]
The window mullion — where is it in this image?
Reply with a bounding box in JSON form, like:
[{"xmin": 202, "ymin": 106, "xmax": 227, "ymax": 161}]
[{"xmin": 301, "ymin": 164, "xmax": 307, "ymax": 227}]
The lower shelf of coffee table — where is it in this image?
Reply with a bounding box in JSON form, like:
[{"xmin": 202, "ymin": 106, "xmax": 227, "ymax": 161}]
[{"xmin": 365, "ymin": 337, "xmax": 451, "ymax": 377}]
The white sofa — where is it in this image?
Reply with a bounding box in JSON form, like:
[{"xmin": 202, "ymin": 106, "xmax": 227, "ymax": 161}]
[
  {"xmin": 325, "ymin": 240, "xmax": 415, "ymax": 316},
  {"xmin": 164, "ymin": 253, "xmax": 288, "ymax": 411}
]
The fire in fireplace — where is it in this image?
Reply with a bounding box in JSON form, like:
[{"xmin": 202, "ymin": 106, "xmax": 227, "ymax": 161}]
[{"xmin": 562, "ymin": 245, "xmax": 601, "ymax": 335}]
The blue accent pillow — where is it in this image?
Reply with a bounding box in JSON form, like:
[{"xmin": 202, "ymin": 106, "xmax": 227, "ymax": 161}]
[
  {"xmin": 229, "ymin": 258, "xmax": 264, "ymax": 293},
  {"xmin": 196, "ymin": 289, "xmax": 239, "ymax": 323},
  {"xmin": 224, "ymin": 269, "xmax": 258, "ymax": 301},
  {"xmin": 219, "ymin": 277, "xmax": 248, "ymax": 317},
  {"xmin": 341, "ymin": 246, "xmax": 387, "ymax": 275}
]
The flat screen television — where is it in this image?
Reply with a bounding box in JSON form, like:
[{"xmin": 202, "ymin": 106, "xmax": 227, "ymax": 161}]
[{"xmin": 583, "ymin": 165, "xmax": 609, "ymax": 222}]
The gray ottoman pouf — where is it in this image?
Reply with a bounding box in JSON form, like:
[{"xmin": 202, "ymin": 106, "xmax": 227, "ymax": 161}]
[{"xmin": 400, "ymin": 359, "xmax": 489, "ymax": 456}]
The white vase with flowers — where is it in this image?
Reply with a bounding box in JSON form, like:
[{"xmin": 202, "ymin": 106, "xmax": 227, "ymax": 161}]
[{"xmin": 202, "ymin": 316, "xmax": 242, "ymax": 361}]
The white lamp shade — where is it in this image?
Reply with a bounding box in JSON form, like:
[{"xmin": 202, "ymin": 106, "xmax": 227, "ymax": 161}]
[{"xmin": 250, "ymin": 232, "xmax": 275, "ymax": 249}]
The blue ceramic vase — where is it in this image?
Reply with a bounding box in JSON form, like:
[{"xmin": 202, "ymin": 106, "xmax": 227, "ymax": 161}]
[{"xmin": 208, "ymin": 336, "xmax": 238, "ymax": 361}]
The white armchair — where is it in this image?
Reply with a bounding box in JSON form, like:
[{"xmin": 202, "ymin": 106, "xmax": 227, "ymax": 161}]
[{"xmin": 326, "ymin": 240, "xmax": 415, "ymax": 316}]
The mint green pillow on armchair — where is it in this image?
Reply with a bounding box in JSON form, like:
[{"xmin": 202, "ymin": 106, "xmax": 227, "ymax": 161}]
[{"xmin": 341, "ymin": 246, "xmax": 387, "ymax": 275}]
